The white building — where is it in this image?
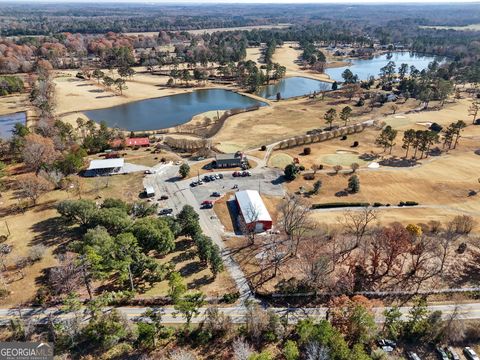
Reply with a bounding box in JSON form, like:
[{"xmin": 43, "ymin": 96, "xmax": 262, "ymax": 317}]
[
  {"xmin": 235, "ymin": 190, "xmax": 273, "ymax": 232},
  {"xmin": 85, "ymin": 158, "xmax": 124, "ymax": 176}
]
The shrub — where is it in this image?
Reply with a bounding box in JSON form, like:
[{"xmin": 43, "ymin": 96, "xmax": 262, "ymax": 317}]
[
  {"xmin": 429, "ymin": 122, "xmax": 443, "ymax": 132},
  {"xmin": 303, "ymin": 147, "xmax": 311, "ymax": 155},
  {"xmin": 221, "ymin": 292, "xmax": 240, "ymax": 304},
  {"xmin": 28, "ymin": 245, "xmax": 47, "ymax": 262},
  {"xmin": 304, "ymin": 173, "xmax": 315, "ymax": 180},
  {"xmin": 373, "ymin": 202, "xmax": 383, "ymax": 207},
  {"xmin": 261, "ymin": 145, "xmax": 267, "ymax": 151},
  {"xmin": 340, "ymin": 135, "xmax": 347, "ymax": 140},
  {"xmin": 283, "ymin": 340, "xmax": 300, "ymax": 360},
  {"xmin": 298, "ymin": 165, "xmax": 305, "ymax": 171},
  {"xmin": 352, "ymin": 141, "xmax": 359, "ymax": 147},
  {"xmin": 284, "ymin": 164, "xmax": 299, "ymax": 181}
]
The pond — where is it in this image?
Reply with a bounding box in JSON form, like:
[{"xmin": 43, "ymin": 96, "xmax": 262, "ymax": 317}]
[
  {"xmin": 0, "ymin": 112, "xmax": 26, "ymax": 139},
  {"xmin": 325, "ymin": 52, "xmax": 443, "ymax": 82},
  {"xmin": 84, "ymin": 89, "xmax": 266, "ymax": 132},
  {"xmin": 256, "ymin": 76, "xmax": 332, "ymax": 100}
]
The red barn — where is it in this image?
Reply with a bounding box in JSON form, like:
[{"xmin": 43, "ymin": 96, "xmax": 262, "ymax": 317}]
[{"xmin": 235, "ymin": 190, "xmax": 272, "ymax": 233}]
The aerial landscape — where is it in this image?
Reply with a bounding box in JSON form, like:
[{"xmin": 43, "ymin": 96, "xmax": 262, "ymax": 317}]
[{"xmin": 0, "ymin": 0, "xmax": 480, "ymax": 359}]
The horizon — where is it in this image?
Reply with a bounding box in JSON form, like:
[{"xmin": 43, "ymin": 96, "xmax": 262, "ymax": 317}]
[{"xmin": 1, "ymin": 0, "xmax": 480, "ymax": 4}]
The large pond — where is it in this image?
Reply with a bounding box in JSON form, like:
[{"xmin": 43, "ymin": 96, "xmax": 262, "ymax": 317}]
[
  {"xmin": 0, "ymin": 112, "xmax": 26, "ymax": 139},
  {"xmin": 256, "ymin": 76, "xmax": 332, "ymax": 100},
  {"xmin": 325, "ymin": 52, "xmax": 443, "ymax": 82},
  {"xmin": 84, "ymin": 89, "xmax": 266, "ymax": 132}
]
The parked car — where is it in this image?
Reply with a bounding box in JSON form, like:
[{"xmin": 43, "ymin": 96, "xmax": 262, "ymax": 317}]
[
  {"xmin": 159, "ymin": 195, "xmax": 169, "ymax": 200},
  {"xmin": 190, "ymin": 181, "xmax": 197, "ymax": 187},
  {"xmin": 447, "ymin": 347, "xmax": 460, "ymax": 360},
  {"xmin": 217, "ymin": 173, "xmax": 224, "ymax": 179},
  {"xmin": 198, "ymin": 180, "xmax": 203, "ymax": 185},
  {"xmin": 378, "ymin": 339, "xmax": 396, "ymax": 348},
  {"xmin": 209, "ymin": 175, "xmax": 216, "ymax": 181},
  {"xmin": 407, "ymin": 352, "xmax": 421, "ymax": 360},
  {"xmin": 211, "ymin": 192, "xmax": 221, "ymax": 197},
  {"xmin": 203, "ymin": 176, "xmax": 210, "ymax": 182},
  {"xmin": 232, "ymin": 171, "xmax": 240, "ymax": 177},
  {"xmin": 436, "ymin": 347, "xmax": 449, "ymax": 360},
  {"xmin": 214, "ymin": 174, "xmax": 220, "ymax": 179},
  {"xmin": 232, "ymin": 184, "xmax": 238, "ymax": 189},
  {"xmin": 201, "ymin": 200, "xmax": 214, "ymax": 209},
  {"xmin": 464, "ymin": 347, "xmax": 480, "ymax": 360},
  {"xmin": 159, "ymin": 208, "xmax": 173, "ymax": 215}
]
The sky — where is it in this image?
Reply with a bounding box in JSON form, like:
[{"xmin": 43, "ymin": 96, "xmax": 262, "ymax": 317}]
[{"xmin": 9, "ymin": 0, "xmax": 480, "ymax": 3}]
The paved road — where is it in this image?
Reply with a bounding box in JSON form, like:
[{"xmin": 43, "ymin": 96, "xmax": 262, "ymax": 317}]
[{"xmin": 2, "ymin": 302, "xmax": 480, "ymax": 325}]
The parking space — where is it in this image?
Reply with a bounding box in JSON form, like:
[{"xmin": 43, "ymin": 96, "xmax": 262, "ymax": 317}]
[{"xmin": 187, "ymin": 169, "xmax": 285, "ymax": 206}]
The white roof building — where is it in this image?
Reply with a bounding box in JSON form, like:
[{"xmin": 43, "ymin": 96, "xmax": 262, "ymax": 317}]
[
  {"xmin": 87, "ymin": 158, "xmax": 124, "ymax": 170},
  {"xmin": 235, "ymin": 190, "xmax": 272, "ymax": 224}
]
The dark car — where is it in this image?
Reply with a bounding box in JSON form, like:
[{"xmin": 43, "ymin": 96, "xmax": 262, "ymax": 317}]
[
  {"xmin": 436, "ymin": 347, "xmax": 449, "ymax": 360},
  {"xmin": 211, "ymin": 192, "xmax": 221, "ymax": 197},
  {"xmin": 203, "ymin": 176, "xmax": 210, "ymax": 182},
  {"xmin": 209, "ymin": 175, "xmax": 216, "ymax": 181},
  {"xmin": 159, "ymin": 208, "xmax": 173, "ymax": 215},
  {"xmin": 190, "ymin": 181, "xmax": 197, "ymax": 187},
  {"xmin": 217, "ymin": 173, "xmax": 224, "ymax": 179},
  {"xmin": 159, "ymin": 195, "xmax": 169, "ymax": 200}
]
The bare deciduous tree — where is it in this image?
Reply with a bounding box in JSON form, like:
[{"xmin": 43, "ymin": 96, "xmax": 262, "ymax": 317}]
[
  {"xmin": 339, "ymin": 207, "xmax": 377, "ymax": 257},
  {"xmin": 278, "ymin": 194, "xmax": 313, "ymax": 256},
  {"xmin": 232, "ymin": 338, "xmax": 254, "ymax": 360},
  {"xmin": 17, "ymin": 175, "xmax": 53, "ymax": 206},
  {"xmin": 305, "ymin": 341, "xmax": 330, "ymax": 360}
]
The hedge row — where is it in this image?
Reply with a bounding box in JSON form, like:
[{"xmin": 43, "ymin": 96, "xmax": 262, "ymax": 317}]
[
  {"xmin": 312, "ymin": 201, "xmax": 419, "ymax": 209},
  {"xmin": 311, "ymin": 202, "xmax": 370, "ymax": 209}
]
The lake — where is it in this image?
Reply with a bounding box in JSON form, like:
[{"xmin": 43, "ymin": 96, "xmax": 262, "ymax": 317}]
[
  {"xmin": 256, "ymin": 76, "xmax": 332, "ymax": 100},
  {"xmin": 325, "ymin": 52, "xmax": 443, "ymax": 82},
  {"xmin": 0, "ymin": 112, "xmax": 26, "ymax": 139},
  {"xmin": 84, "ymin": 89, "xmax": 266, "ymax": 132}
]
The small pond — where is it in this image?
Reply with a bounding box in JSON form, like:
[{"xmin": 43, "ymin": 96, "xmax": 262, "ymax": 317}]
[
  {"xmin": 84, "ymin": 89, "xmax": 266, "ymax": 132},
  {"xmin": 0, "ymin": 112, "xmax": 26, "ymax": 139},
  {"xmin": 256, "ymin": 76, "xmax": 332, "ymax": 100},
  {"xmin": 325, "ymin": 52, "xmax": 444, "ymax": 82}
]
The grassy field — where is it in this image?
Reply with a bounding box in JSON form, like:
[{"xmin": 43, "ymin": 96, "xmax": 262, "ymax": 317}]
[{"xmin": 213, "ymin": 94, "xmax": 422, "ymax": 152}]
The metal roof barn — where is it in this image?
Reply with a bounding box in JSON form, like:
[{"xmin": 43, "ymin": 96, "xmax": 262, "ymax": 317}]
[
  {"xmin": 87, "ymin": 158, "xmax": 124, "ymax": 170},
  {"xmin": 235, "ymin": 190, "xmax": 272, "ymax": 232}
]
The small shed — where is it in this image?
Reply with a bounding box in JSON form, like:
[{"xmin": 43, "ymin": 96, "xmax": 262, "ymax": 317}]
[{"xmin": 235, "ymin": 190, "xmax": 272, "ymax": 232}]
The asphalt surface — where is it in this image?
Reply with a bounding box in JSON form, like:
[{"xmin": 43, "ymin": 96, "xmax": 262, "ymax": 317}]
[{"xmin": 3, "ymin": 303, "xmax": 480, "ymax": 325}]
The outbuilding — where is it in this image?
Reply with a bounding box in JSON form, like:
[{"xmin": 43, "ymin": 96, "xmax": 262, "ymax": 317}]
[
  {"xmin": 214, "ymin": 152, "xmax": 246, "ymax": 168},
  {"xmin": 235, "ymin": 190, "xmax": 272, "ymax": 232},
  {"xmin": 85, "ymin": 158, "xmax": 124, "ymax": 176}
]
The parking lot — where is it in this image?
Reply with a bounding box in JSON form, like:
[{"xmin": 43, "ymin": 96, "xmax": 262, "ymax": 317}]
[{"xmin": 185, "ymin": 168, "xmax": 285, "ymax": 206}]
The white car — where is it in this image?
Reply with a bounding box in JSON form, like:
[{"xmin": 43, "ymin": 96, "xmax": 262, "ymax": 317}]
[{"xmin": 464, "ymin": 347, "xmax": 480, "ymax": 360}]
